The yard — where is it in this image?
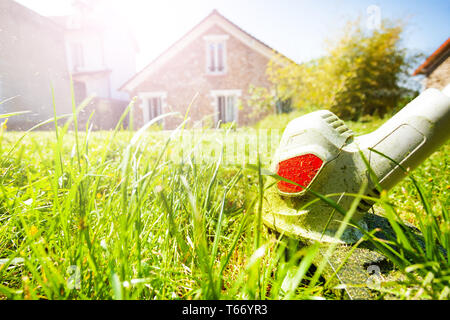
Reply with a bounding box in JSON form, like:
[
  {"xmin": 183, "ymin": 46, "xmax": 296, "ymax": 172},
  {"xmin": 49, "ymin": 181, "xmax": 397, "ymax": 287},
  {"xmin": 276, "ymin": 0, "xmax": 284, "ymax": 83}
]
[{"xmin": 0, "ymin": 111, "xmax": 448, "ymax": 300}]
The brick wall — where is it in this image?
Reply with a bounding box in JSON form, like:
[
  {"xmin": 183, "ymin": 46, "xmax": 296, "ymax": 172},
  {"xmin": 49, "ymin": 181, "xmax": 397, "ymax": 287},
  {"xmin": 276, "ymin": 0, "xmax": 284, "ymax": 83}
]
[
  {"xmin": 425, "ymin": 56, "xmax": 450, "ymax": 90},
  {"xmin": 131, "ymin": 24, "xmax": 273, "ymax": 129}
]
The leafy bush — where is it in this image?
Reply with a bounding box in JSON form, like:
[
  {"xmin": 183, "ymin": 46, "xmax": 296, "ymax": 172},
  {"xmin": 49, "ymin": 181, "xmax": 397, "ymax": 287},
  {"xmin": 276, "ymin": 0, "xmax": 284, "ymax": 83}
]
[{"xmin": 254, "ymin": 18, "xmax": 421, "ymax": 121}]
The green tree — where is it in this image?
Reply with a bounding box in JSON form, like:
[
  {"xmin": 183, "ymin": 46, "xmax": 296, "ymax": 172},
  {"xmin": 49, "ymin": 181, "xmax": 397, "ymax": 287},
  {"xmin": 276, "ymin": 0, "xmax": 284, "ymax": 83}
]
[{"xmin": 262, "ymin": 18, "xmax": 420, "ymax": 120}]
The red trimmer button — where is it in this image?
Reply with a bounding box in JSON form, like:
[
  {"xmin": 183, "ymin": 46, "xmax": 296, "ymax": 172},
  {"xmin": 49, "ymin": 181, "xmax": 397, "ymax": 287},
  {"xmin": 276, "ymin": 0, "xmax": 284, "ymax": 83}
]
[{"xmin": 276, "ymin": 154, "xmax": 323, "ymax": 193}]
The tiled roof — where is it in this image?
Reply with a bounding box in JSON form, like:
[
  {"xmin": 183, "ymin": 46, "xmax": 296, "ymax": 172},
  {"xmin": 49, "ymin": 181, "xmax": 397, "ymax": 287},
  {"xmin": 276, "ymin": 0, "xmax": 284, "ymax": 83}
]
[{"xmin": 413, "ymin": 37, "xmax": 450, "ymax": 76}]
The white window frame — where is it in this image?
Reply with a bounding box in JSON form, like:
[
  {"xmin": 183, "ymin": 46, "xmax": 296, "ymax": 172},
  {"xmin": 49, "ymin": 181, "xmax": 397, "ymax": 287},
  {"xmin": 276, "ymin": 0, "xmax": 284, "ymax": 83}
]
[
  {"xmin": 210, "ymin": 89, "xmax": 241, "ymax": 125},
  {"xmin": 139, "ymin": 92, "xmax": 168, "ymax": 127},
  {"xmin": 203, "ymin": 35, "xmax": 229, "ymax": 75}
]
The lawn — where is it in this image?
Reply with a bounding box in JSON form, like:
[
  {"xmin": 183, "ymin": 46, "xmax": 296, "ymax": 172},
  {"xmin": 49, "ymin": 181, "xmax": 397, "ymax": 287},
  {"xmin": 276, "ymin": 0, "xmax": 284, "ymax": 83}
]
[{"xmin": 0, "ymin": 113, "xmax": 448, "ymax": 300}]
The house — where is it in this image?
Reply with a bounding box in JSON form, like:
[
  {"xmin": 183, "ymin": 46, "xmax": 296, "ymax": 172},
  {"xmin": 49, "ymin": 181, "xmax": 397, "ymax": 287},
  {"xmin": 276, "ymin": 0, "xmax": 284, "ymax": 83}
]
[
  {"xmin": 413, "ymin": 37, "xmax": 450, "ymax": 90},
  {"xmin": 0, "ymin": 0, "xmax": 71, "ymax": 130},
  {"xmin": 120, "ymin": 10, "xmax": 289, "ymax": 129},
  {"xmin": 49, "ymin": 0, "xmax": 139, "ymax": 129}
]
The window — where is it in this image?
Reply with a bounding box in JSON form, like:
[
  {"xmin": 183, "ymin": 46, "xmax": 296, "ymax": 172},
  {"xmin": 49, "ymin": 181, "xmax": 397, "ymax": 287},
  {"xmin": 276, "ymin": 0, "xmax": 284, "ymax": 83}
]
[
  {"xmin": 139, "ymin": 92, "xmax": 167, "ymax": 126},
  {"xmin": 204, "ymin": 35, "xmax": 229, "ymax": 74},
  {"xmin": 207, "ymin": 43, "xmax": 225, "ymax": 73},
  {"xmin": 148, "ymin": 97, "xmax": 162, "ymax": 120},
  {"xmin": 71, "ymin": 43, "xmax": 84, "ymax": 71},
  {"xmin": 211, "ymin": 90, "xmax": 241, "ymax": 125},
  {"xmin": 73, "ymin": 81, "xmax": 87, "ymax": 105},
  {"xmin": 275, "ymin": 98, "xmax": 292, "ymax": 114},
  {"xmin": 217, "ymin": 95, "xmax": 236, "ymax": 123}
]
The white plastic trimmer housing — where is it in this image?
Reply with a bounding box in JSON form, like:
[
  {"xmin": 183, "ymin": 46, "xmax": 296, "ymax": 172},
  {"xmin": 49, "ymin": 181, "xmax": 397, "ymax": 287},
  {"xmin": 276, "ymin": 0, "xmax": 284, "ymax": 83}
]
[{"xmin": 263, "ymin": 86, "xmax": 450, "ymax": 243}]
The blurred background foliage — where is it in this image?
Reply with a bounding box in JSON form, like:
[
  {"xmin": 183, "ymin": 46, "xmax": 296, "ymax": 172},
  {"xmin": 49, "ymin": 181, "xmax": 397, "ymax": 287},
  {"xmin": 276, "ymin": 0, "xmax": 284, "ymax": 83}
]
[{"xmin": 250, "ymin": 17, "xmax": 423, "ymax": 121}]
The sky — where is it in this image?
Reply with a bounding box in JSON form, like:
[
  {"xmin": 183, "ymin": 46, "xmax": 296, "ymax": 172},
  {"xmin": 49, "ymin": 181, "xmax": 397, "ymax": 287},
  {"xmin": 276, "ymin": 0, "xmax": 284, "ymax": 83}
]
[{"xmin": 14, "ymin": 0, "xmax": 450, "ymax": 70}]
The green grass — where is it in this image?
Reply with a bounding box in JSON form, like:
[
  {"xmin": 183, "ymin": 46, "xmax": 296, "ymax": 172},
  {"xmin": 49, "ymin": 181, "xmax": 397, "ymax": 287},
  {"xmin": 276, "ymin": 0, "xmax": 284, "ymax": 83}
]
[{"xmin": 0, "ymin": 106, "xmax": 448, "ymax": 300}]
